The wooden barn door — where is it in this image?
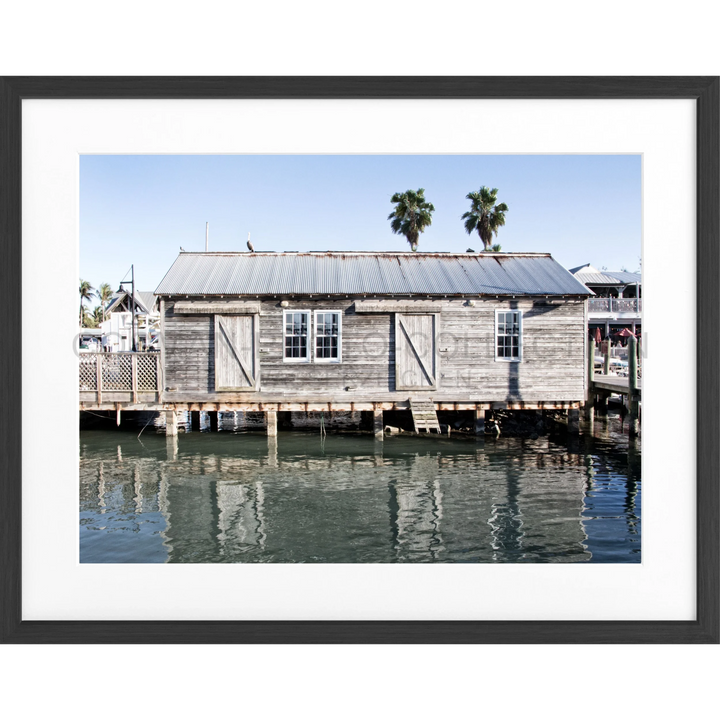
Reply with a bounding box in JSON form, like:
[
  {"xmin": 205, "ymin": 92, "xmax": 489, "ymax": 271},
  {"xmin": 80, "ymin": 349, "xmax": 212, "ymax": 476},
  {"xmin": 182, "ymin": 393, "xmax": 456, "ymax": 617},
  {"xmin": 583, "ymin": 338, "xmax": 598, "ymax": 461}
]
[
  {"xmin": 394, "ymin": 313, "xmax": 439, "ymax": 390},
  {"xmin": 214, "ymin": 314, "xmax": 259, "ymax": 391}
]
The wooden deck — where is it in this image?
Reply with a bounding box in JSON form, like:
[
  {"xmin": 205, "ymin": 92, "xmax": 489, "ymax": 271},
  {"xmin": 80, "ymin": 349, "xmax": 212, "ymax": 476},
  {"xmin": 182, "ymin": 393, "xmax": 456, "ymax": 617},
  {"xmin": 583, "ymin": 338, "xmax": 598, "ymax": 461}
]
[{"xmin": 591, "ymin": 374, "xmax": 642, "ymax": 397}]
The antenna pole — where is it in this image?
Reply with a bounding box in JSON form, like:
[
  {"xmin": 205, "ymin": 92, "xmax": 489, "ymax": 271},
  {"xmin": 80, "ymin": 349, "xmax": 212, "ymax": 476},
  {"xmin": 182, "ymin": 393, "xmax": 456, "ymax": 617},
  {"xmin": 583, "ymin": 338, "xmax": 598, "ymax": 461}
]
[{"xmin": 205, "ymin": 222, "xmax": 209, "ymax": 252}]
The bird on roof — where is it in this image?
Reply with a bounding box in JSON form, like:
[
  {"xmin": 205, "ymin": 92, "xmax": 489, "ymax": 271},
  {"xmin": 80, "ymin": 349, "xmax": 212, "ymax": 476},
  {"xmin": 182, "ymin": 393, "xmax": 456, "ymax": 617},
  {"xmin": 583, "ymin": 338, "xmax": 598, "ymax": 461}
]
[
  {"xmin": 247, "ymin": 240, "xmax": 255, "ymax": 252},
  {"xmin": 466, "ymin": 248, "xmax": 475, "ymax": 253},
  {"xmin": 180, "ymin": 246, "xmax": 185, "ymax": 252}
]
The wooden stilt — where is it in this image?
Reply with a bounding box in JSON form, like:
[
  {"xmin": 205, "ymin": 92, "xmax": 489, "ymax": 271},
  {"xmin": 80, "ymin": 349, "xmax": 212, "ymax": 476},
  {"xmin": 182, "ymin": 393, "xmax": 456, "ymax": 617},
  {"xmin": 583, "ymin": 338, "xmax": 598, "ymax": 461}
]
[
  {"xmin": 266, "ymin": 410, "xmax": 277, "ymax": 437},
  {"xmin": 628, "ymin": 336, "xmax": 640, "ymax": 437},
  {"xmin": 267, "ymin": 435, "xmax": 278, "ymax": 467},
  {"xmin": 373, "ymin": 408, "xmax": 384, "ymax": 440},
  {"xmin": 568, "ymin": 408, "xmax": 580, "ymax": 434},
  {"xmin": 165, "ymin": 410, "xmax": 178, "ymax": 436},
  {"xmin": 166, "ymin": 434, "xmax": 178, "ymax": 460},
  {"xmin": 116, "ymin": 404, "xmax": 122, "ymax": 427},
  {"xmin": 474, "ymin": 409, "xmax": 485, "ymax": 437},
  {"xmin": 584, "ymin": 340, "xmax": 595, "ymax": 420}
]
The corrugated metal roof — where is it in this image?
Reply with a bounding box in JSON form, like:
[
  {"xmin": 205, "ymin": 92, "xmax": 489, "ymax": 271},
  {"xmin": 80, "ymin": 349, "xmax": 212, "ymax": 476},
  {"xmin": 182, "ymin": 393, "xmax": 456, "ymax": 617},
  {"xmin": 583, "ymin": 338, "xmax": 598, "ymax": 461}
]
[
  {"xmin": 603, "ymin": 271, "xmax": 641, "ymax": 284},
  {"xmin": 154, "ymin": 252, "xmax": 592, "ymax": 297},
  {"xmin": 572, "ymin": 270, "xmax": 641, "ymax": 286},
  {"xmin": 137, "ymin": 291, "xmax": 157, "ymax": 312}
]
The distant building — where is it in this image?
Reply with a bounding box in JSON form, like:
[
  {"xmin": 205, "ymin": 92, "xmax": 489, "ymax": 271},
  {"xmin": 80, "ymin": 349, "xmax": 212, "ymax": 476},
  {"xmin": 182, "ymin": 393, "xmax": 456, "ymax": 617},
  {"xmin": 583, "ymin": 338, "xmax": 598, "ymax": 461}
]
[
  {"xmin": 101, "ymin": 290, "xmax": 160, "ymax": 351},
  {"xmin": 569, "ymin": 264, "xmax": 641, "ymax": 340}
]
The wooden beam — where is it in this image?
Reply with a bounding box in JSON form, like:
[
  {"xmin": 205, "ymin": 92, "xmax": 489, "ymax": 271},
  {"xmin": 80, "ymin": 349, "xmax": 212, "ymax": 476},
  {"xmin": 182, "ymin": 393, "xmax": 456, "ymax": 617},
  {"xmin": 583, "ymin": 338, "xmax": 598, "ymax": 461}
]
[
  {"xmin": 174, "ymin": 300, "xmax": 261, "ymax": 314},
  {"xmin": 354, "ymin": 299, "xmax": 441, "ymax": 314}
]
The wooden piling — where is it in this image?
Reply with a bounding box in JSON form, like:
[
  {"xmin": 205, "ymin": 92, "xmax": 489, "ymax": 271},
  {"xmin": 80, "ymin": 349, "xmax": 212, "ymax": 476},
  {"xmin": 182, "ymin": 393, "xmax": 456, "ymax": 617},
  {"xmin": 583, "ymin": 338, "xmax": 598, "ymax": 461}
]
[
  {"xmin": 266, "ymin": 410, "xmax": 277, "ymax": 437},
  {"xmin": 568, "ymin": 408, "xmax": 580, "ymax": 434},
  {"xmin": 166, "ymin": 434, "xmax": 178, "ymax": 460},
  {"xmin": 628, "ymin": 336, "xmax": 640, "ymax": 436},
  {"xmin": 474, "ymin": 409, "xmax": 485, "ymax": 437},
  {"xmin": 165, "ymin": 410, "xmax": 178, "ymax": 436},
  {"xmin": 584, "ymin": 340, "xmax": 595, "ymax": 419},
  {"xmin": 373, "ymin": 408, "xmax": 384, "ymax": 440},
  {"xmin": 602, "ymin": 340, "xmax": 610, "ymax": 375}
]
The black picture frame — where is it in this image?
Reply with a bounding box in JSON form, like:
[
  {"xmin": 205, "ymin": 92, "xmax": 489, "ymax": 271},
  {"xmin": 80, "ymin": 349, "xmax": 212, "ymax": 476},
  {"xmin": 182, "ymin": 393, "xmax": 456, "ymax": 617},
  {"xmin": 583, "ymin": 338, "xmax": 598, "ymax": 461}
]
[{"xmin": 1, "ymin": 76, "xmax": 717, "ymax": 644}]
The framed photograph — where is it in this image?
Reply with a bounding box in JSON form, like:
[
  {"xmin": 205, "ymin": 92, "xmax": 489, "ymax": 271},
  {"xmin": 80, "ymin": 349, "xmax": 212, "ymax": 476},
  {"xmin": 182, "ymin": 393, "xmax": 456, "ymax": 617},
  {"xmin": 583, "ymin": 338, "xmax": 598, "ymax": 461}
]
[{"xmin": 1, "ymin": 77, "xmax": 717, "ymax": 643}]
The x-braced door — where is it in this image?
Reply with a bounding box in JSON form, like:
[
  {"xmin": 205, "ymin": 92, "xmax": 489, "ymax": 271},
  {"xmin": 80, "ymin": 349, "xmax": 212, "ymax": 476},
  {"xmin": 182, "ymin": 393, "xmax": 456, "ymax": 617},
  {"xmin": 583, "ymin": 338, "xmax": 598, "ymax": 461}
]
[
  {"xmin": 214, "ymin": 314, "xmax": 260, "ymax": 391},
  {"xmin": 394, "ymin": 313, "xmax": 439, "ymax": 390}
]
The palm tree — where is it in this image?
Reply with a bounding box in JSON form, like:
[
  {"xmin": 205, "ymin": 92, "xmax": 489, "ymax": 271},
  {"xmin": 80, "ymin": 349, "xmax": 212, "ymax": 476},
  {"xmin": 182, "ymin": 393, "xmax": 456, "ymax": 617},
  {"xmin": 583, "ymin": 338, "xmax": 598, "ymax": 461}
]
[
  {"xmin": 462, "ymin": 187, "xmax": 508, "ymax": 251},
  {"xmin": 79, "ymin": 306, "xmax": 97, "ymax": 328},
  {"xmin": 388, "ymin": 188, "xmax": 435, "ymax": 252},
  {"xmin": 97, "ymin": 282, "xmax": 113, "ymax": 323},
  {"xmin": 79, "ymin": 279, "xmax": 95, "ymax": 325}
]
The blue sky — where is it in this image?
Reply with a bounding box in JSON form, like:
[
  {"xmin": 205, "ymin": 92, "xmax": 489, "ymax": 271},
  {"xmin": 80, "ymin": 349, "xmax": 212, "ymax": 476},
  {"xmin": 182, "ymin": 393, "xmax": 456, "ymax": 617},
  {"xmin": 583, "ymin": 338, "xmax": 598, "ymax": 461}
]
[{"xmin": 80, "ymin": 154, "xmax": 641, "ymax": 299}]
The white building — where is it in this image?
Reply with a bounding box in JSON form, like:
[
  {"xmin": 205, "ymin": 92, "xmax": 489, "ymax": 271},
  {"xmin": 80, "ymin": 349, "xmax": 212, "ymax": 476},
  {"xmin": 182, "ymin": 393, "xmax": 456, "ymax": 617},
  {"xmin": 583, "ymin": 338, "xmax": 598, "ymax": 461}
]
[{"xmin": 100, "ymin": 290, "xmax": 160, "ymax": 352}]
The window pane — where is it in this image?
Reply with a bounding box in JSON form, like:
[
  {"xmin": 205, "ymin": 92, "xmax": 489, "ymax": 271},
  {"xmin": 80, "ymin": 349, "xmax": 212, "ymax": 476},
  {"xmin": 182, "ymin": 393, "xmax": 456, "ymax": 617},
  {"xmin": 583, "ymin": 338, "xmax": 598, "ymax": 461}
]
[
  {"xmin": 497, "ymin": 311, "xmax": 521, "ymax": 359},
  {"xmin": 285, "ymin": 313, "xmax": 308, "ymax": 358}
]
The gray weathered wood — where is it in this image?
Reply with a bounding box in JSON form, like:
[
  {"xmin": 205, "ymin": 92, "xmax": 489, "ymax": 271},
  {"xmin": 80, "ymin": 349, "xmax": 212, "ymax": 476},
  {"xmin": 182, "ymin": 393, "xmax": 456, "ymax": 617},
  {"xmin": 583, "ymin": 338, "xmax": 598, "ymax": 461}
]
[
  {"xmin": 409, "ymin": 398, "xmax": 441, "ymax": 433},
  {"xmin": 160, "ymin": 297, "xmax": 587, "ymax": 405},
  {"xmin": 355, "ymin": 299, "xmax": 442, "ymax": 314}
]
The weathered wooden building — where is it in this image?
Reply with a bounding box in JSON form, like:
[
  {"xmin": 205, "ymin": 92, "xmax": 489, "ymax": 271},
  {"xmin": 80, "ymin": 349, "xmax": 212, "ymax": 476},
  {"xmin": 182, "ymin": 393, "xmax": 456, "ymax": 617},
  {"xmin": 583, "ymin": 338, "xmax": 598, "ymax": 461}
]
[{"xmin": 149, "ymin": 251, "xmax": 592, "ymax": 437}]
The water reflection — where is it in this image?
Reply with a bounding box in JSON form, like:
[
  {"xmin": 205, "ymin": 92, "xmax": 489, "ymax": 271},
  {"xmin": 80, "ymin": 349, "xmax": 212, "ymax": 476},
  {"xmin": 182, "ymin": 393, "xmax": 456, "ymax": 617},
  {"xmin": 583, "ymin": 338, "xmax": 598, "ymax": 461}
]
[{"xmin": 79, "ymin": 418, "xmax": 641, "ymax": 563}]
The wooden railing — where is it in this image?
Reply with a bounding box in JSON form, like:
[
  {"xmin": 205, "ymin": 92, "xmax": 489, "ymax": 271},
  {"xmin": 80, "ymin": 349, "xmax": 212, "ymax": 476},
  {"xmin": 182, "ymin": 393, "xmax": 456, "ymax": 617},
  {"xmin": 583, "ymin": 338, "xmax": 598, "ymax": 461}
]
[
  {"xmin": 587, "ymin": 298, "xmax": 642, "ymax": 313},
  {"xmin": 79, "ymin": 352, "xmax": 160, "ymax": 403}
]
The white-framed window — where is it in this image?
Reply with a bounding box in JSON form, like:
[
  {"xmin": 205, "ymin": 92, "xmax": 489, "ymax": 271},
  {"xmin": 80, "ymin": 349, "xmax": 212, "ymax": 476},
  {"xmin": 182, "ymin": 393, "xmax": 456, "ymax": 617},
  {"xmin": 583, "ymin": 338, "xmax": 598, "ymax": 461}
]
[
  {"xmin": 314, "ymin": 310, "xmax": 342, "ymax": 363},
  {"xmin": 495, "ymin": 309, "xmax": 522, "ymax": 361},
  {"xmin": 283, "ymin": 311, "xmax": 310, "ymax": 362}
]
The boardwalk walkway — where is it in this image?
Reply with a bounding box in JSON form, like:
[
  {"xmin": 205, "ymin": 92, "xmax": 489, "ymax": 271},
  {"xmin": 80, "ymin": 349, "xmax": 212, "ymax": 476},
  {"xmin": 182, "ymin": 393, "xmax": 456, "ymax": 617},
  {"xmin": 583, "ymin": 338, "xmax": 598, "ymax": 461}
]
[{"xmin": 591, "ymin": 375, "xmax": 641, "ymax": 397}]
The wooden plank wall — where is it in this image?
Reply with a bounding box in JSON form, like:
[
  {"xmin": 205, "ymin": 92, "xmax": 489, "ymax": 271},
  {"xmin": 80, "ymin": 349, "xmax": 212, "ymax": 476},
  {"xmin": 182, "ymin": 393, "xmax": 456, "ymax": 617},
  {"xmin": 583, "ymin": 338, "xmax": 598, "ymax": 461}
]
[{"xmin": 161, "ymin": 297, "xmax": 586, "ymax": 403}]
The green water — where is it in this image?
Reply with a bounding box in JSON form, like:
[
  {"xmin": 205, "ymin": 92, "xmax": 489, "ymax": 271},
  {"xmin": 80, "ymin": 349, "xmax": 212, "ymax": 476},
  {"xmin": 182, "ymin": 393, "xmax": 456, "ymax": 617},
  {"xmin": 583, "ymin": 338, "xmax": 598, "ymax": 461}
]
[{"xmin": 80, "ymin": 419, "xmax": 640, "ymax": 563}]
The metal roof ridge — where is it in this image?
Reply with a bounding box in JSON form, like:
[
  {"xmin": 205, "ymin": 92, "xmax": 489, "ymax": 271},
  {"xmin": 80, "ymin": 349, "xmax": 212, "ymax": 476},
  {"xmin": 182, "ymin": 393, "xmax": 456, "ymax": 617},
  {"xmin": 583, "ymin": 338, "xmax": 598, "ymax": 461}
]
[{"xmin": 174, "ymin": 250, "xmax": 554, "ymax": 257}]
